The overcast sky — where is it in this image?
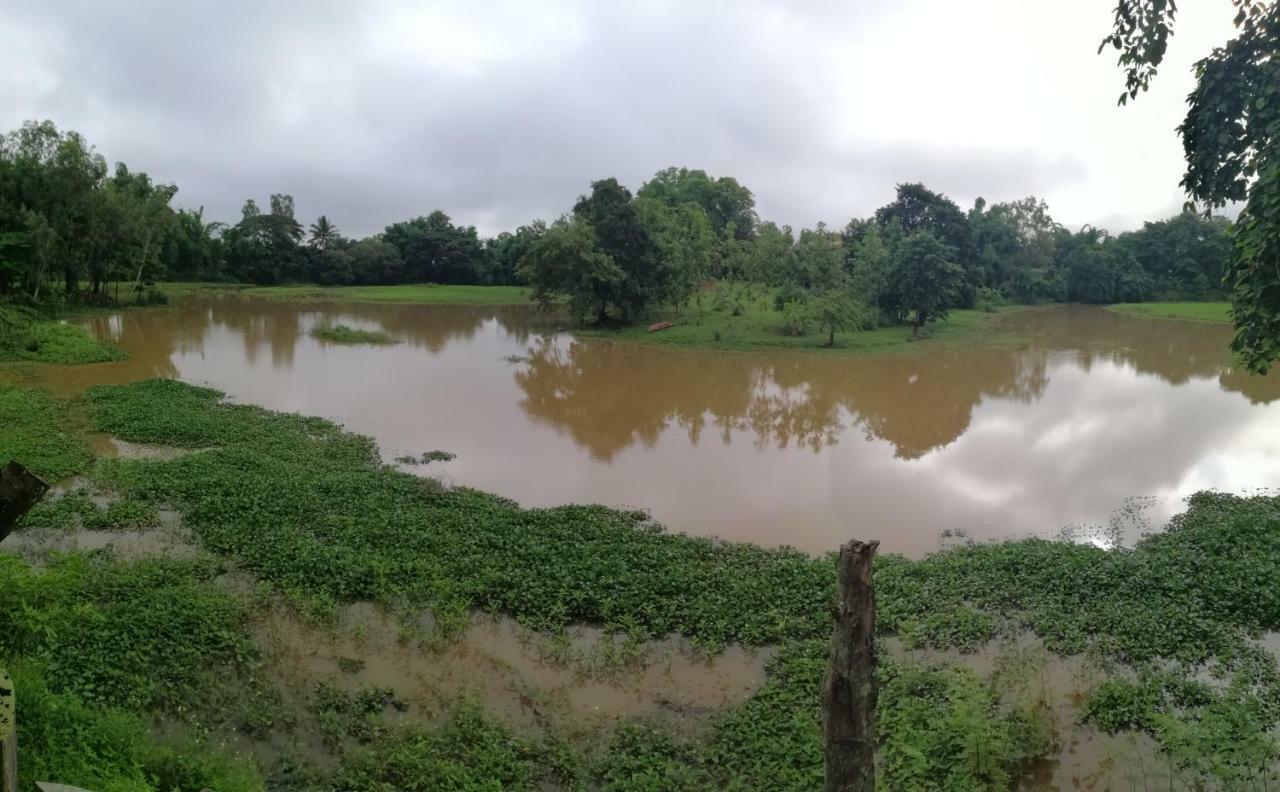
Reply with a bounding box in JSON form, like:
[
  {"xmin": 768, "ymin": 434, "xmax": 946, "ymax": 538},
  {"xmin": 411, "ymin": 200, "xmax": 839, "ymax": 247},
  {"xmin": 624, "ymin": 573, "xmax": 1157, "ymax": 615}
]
[{"xmin": 0, "ymin": 0, "xmax": 1238, "ymax": 237}]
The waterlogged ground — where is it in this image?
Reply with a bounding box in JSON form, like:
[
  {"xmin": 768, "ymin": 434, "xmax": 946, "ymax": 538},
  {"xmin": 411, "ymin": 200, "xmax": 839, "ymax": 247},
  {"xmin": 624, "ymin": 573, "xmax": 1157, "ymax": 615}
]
[
  {"xmin": 5, "ymin": 372, "xmax": 1280, "ymax": 788},
  {"xmin": 5, "ymin": 296, "xmax": 1279, "ymax": 554}
]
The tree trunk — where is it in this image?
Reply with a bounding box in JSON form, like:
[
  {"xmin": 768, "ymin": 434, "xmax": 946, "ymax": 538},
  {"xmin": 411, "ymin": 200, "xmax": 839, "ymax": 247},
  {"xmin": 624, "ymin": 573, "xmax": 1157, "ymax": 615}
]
[{"xmin": 823, "ymin": 539, "xmax": 878, "ymax": 792}]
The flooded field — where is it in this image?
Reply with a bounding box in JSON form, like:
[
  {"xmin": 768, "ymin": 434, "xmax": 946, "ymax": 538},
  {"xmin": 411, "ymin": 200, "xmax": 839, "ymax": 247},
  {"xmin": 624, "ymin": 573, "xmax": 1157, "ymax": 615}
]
[{"xmin": 5, "ymin": 297, "xmax": 1278, "ymax": 555}]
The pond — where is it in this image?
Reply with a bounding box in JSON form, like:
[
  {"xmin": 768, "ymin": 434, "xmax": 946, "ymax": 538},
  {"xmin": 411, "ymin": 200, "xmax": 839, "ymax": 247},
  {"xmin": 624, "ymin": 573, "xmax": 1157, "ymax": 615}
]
[{"xmin": 8, "ymin": 297, "xmax": 1279, "ymax": 556}]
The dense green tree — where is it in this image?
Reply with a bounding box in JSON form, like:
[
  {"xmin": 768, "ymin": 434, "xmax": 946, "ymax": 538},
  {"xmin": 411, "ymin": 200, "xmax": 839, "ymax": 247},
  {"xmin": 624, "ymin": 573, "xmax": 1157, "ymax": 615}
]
[
  {"xmin": 1113, "ymin": 211, "xmax": 1234, "ymax": 299},
  {"xmin": 847, "ymin": 226, "xmax": 894, "ymax": 320},
  {"xmin": 635, "ymin": 197, "xmax": 715, "ymax": 307},
  {"xmin": 384, "ymin": 211, "xmax": 486, "ymax": 285},
  {"xmin": 222, "ymin": 195, "xmax": 304, "ymax": 285},
  {"xmin": 485, "ymin": 222, "xmax": 546, "ymax": 286},
  {"xmin": 876, "ymin": 183, "xmax": 978, "ymax": 306},
  {"xmin": 637, "ymin": 167, "xmax": 757, "ymax": 240},
  {"xmin": 346, "ymin": 238, "xmax": 403, "ymax": 285},
  {"xmin": 889, "ymin": 232, "xmax": 965, "ymax": 335},
  {"xmin": 1101, "ymin": 0, "xmax": 1280, "ymax": 371},
  {"xmin": 519, "ymin": 216, "xmax": 623, "ymax": 323},
  {"xmin": 573, "ymin": 178, "xmax": 667, "ymax": 321}
]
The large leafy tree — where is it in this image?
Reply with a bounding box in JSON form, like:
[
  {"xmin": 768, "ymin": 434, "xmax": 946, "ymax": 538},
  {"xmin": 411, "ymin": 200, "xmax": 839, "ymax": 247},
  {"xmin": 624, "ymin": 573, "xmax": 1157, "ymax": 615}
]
[
  {"xmin": 573, "ymin": 178, "xmax": 666, "ymax": 321},
  {"xmin": 519, "ymin": 216, "xmax": 624, "ymax": 323},
  {"xmin": 1102, "ymin": 0, "xmax": 1280, "ymax": 370},
  {"xmin": 637, "ymin": 167, "xmax": 758, "ymax": 240},
  {"xmin": 888, "ymin": 231, "xmax": 965, "ymax": 335},
  {"xmin": 384, "ymin": 211, "xmax": 486, "ymax": 285}
]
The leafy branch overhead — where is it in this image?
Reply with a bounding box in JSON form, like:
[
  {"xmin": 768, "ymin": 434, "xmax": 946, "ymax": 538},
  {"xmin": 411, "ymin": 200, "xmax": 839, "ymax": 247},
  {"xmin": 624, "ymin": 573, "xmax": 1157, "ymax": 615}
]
[{"xmin": 1103, "ymin": 0, "xmax": 1280, "ymax": 371}]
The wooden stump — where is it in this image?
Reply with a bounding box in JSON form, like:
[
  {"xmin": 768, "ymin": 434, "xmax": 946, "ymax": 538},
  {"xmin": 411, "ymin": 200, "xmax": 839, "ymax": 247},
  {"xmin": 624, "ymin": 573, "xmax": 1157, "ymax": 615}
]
[
  {"xmin": 0, "ymin": 669, "xmax": 15, "ymax": 792},
  {"xmin": 0, "ymin": 461, "xmax": 49, "ymax": 542},
  {"xmin": 822, "ymin": 539, "xmax": 878, "ymax": 792}
]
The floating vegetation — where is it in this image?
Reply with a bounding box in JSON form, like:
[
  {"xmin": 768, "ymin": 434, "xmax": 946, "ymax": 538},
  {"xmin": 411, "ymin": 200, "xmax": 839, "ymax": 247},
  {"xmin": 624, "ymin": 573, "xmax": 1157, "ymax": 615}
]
[
  {"xmin": 4, "ymin": 377, "xmax": 1280, "ymax": 788},
  {"xmin": 395, "ymin": 449, "xmax": 456, "ymax": 465},
  {"xmin": 310, "ymin": 323, "xmax": 395, "ymax": 345}
]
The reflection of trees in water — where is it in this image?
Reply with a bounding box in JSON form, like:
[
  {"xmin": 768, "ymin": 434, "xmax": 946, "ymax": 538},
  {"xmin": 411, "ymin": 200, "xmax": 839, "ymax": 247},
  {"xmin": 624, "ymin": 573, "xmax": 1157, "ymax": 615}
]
[
  {"xmin": 513, "ymin": 338, "xmax": 1050, "ymax": 461},
  {"xmin": 1010, "ymin": 306, "xmax": 1280, "ymax": 404}
]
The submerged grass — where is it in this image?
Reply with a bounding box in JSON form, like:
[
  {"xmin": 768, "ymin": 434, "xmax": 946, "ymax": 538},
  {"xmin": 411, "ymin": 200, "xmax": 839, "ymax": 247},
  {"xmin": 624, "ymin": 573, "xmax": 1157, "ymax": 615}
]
[
  {"xmin": 43, "ymin": 378, "xmax": 1280, "ymax": 788},
  {"xmin": 579, "ymin": 288, "xmax": 1028, "ymax": 355},
  {"xmin": 0, "ymin": 304, "xmax": 126, "ymax": 364},
  {"xmin": 310, "ymin": 324, "xmax": 396, "ymax": 345},
  {"xmin": 1106, "ymin": 301, "xmax": 1232, "ymax": 323}
]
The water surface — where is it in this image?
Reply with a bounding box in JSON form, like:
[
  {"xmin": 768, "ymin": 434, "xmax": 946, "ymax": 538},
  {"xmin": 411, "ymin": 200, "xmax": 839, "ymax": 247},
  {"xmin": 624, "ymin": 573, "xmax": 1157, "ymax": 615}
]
[{"xmin": 8, "ymin": 298, "xmax": 1279, "ymax": 556}]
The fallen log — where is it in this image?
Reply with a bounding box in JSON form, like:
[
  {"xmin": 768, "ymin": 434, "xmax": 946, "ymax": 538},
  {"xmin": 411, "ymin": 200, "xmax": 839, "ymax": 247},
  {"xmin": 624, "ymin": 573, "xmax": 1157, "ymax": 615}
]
[{"xmin": 647, "ymin": 321, "xmax": 674, "ymax": 333}]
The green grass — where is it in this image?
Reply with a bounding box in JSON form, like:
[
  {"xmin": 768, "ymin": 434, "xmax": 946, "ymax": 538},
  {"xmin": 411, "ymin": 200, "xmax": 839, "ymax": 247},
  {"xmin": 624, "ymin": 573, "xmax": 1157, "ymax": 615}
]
[
  {"xmin": 310, "ymin": 323, "xmax": 396, "ymax": 345},
  {"xmin": 580, "ymin": 288, "xmax": 1027, "ymax": 355},
  {"xmin": 62, "ymin": 379, "xmax": 1280, "ymax": 788},
  {"xmin": 1107, "ymin": 301, "xmax": 1232, "ymax": 323},
  {"xmin": 0, "ymin": 385, "xmax": 92, "ymax": 480},
  {"xmin": 0, "ymin": 304, "xmax": 126, "ymax": 364},
  {"xmin": 161, "ymin": 282, "xmax": 534, "ymax": 305}
]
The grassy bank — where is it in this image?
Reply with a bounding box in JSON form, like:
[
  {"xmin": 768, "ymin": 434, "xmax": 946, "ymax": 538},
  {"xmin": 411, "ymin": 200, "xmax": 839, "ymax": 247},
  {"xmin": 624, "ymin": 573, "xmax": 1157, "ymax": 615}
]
[
  {"xmin": 0, "ymin": 304, "xmax": 125, "ymax": 365},
  {"xmin": 2, "ymin": 378, "xmax": 1277, "ymax": 788},
  {"xmin": 1107, "ymin": 301, "xmax": 1231, "ymax": 323},
  {"xmin": 160, "ymin": 282, "xmax": 534, "ymax": 305},
  {"xmin": 582, "ymin": 290, "xmax": 1027, "ymax": 355}
]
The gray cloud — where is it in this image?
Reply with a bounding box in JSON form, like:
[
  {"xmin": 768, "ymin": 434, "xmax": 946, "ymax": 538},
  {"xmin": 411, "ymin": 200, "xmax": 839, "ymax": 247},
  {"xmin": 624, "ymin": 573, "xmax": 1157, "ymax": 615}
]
[{"xmin": 0, "ymin": 0, "xmax": 1234, "ymax": 236}]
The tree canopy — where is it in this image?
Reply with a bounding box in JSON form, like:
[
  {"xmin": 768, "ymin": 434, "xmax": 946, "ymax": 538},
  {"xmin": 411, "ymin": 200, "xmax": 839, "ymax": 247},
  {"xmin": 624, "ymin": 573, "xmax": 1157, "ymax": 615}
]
[{"xmin": 1101, "ymin": 0, "xmax": 1280, "ymax": 371}]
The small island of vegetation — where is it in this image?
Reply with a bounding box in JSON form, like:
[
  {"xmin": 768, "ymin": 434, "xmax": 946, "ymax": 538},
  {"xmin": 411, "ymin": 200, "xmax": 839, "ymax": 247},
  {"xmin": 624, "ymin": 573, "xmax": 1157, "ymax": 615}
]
[{"xmin": 309, "ymin": 324, "xmax": 396, "ymax": 345}]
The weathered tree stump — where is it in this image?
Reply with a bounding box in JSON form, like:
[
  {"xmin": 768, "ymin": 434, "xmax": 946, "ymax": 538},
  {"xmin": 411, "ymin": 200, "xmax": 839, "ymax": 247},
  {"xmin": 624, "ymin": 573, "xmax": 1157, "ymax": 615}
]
[
  {"xmin": 822, "ymin": 539, "xmax": 878, "ymax": 792},
  {"xmin": 0, "ymin": 461, "xmax": 49, "ymax": 543},
  {"xmin": 1, "ymin": 669, "xmax": 15, "ymax": 792}
]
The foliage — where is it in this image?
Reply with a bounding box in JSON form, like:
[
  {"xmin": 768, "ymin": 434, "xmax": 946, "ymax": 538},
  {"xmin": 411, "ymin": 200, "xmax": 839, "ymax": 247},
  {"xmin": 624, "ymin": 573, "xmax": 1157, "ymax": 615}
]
[
  {"xmin": 0, "ymin": 384, "xmax": 91, "ymax": 480},
  {"xmin": 11, "ymin": 664, "xmax": 262, "ymax": 792},
  {"xmin": 519, "ymin": 216, "xmax": 626, "ymax": 324},
  {"xmin": 0, "ymin": 304, "xmax": 126, "ymax": 364},
  {"xmin": 4, "ymin": 376, "xmax": 1280, "ymax": 786},
  {"xmin": 888, "ymin": 232, "xmax": 965, "ymax": 333},
  {"xmin": 1101, "ymin": 0, "xmax": 1280, "ymax": 372},
  {"xmin": 310, "ymin": 324, "xmax": 396, "ymax": 345},
  {"xmin": 0, "ymin": 553, "xmax": 255, "ymax": 711}
]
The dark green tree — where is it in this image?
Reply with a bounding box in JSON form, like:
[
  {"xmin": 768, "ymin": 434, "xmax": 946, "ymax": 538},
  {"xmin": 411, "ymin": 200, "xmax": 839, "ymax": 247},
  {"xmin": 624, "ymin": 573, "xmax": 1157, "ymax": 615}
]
[
  {"xmin": 889, "ymin": 232, "xmax": 964, "ymax": 335},
  {"xmin": 518, "ymin": 216, "xmax": 623, "ymax": 323}
]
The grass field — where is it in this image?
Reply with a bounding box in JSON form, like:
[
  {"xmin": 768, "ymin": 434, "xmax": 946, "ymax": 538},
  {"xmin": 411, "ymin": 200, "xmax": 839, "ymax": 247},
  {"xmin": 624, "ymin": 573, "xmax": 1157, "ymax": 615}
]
[
  {"xmin": 0, "ymin": 305, "xmax": 126, "ymax": 365},
  {"xmin": 160, "ymin": 282, "xmax": 534, "ymax": 305},
  {"xmin": 582, "ymin": 290, "xmax": 1029, "ymax": 355},
  {"xmin": 1107, "ymin": 301, "xmax": 1231, "ymax": 323}
]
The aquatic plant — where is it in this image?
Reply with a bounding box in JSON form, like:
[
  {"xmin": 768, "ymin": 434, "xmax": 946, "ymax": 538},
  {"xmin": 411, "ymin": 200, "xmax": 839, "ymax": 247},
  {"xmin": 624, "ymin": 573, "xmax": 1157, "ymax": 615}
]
[{"xmin": 310, "ymin": 323, "xmax": 395, "ymax": 345}]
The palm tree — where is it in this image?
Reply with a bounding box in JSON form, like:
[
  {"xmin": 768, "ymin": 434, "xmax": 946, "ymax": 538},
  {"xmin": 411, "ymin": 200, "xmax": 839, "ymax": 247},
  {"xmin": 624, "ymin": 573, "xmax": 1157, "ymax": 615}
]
[{"xmin": 309, "ymin": 215, "xmax": 339, "ymax": 250}]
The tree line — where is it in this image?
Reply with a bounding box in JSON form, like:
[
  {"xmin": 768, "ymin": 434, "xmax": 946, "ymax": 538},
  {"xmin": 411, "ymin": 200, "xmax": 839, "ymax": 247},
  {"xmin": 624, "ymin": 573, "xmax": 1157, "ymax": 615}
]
[{"xmin": 0, "ymin": 119, "xmax": 1235, "ymax": 336}]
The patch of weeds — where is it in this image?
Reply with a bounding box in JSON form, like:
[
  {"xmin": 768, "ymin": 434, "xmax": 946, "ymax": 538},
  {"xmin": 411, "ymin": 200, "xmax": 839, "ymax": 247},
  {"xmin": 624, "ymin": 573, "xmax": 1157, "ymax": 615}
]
[
  {"xmin": 310, "ymin": 324, "xmax": 395, "ymax": 345},
  {"xmin": 11, "ymin": 663, "xmax": 262, "ymax": 792},
  {"xmin": 311, "ymin": 681, "xmax": 403, "ymax": 748},
  {"xmin": 0, "ymin": 384, "xmax": 92, "ymax": 480},
  {"xmin": 328, "ymin": 700, "xmax": 569, "ymax": 790},
  {"xmin": 0, "ymin": 304, "xmax": 126, "ymax": 364}
]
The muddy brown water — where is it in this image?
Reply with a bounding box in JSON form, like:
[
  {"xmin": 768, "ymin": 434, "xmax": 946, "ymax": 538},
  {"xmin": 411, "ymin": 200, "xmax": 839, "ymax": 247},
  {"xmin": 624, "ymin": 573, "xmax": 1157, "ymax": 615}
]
[{"xmin": 5, "ymin": 297, "xmax": 1280, "ymax": 556}]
